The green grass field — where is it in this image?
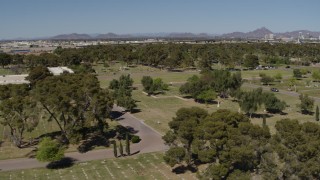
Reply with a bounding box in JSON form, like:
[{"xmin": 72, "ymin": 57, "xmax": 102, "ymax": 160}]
[{"xmin": 0, "ymin": 152, "xmax": 198, "ymax": 180}]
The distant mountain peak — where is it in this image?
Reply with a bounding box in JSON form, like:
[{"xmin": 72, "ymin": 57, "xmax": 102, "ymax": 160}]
[
  {"xmin": 222, "ymin": 27, "xmax": 273, "ymax": 38},
  {"xmin": 251, "ymin": 27, "xmax": 273, "ymax": 34},
  {"xmin": 51, "ymin": 33, "xmax": 92, "ymax": 40}
]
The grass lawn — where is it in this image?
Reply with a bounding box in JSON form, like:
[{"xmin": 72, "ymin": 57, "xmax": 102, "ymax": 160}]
[
  {"xmin": 131, "ymin": 87, "xmax": 240, "ymax": 135},
  {"xmin": 0, "ymin": 152, "xmax": 197, "ymax": 180},
  {"xmin": 95, "ymin": 64, "xmax": 198, "ymax": 88},
  {"xmin": 240, "ymin": 68, "xmax": 293, "ymax": 79},
  {"xmin": 0, "ymin": 68, "xmax": 28, "ymax": 75},
  {"xmin": 96, "ymin": 64, "xmax": 320, "ymax": 135}
]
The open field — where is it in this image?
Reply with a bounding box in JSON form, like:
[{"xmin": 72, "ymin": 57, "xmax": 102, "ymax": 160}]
[{"xmin": 0, "ymin": 152, "xmax": 198, "ymax": 180}]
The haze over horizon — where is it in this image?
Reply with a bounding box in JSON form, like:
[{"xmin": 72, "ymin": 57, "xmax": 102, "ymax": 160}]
[{"xmin": 1, "ymin": 0, "xmax": 320, "ymax": 39}]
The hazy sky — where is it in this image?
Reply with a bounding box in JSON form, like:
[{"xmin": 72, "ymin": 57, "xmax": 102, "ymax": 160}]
[{"xmin": 1, "ymin": 0, "xmax": 319, "ymax": 39}]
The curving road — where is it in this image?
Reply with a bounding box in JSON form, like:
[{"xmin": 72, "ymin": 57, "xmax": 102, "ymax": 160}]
[{"xmin": 0, "ymin": 106, "xmax": 168, "ymax": 171}]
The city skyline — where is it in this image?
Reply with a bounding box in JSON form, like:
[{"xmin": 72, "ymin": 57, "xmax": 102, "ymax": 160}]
[{"xmin": 1, "ymin": 0, "xmax": 320, "ymax": 39}]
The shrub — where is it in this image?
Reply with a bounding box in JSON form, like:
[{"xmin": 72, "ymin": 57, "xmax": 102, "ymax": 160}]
[{"xmin": 131, "ymin": 135, "xmax": 141, "ymax": 143}]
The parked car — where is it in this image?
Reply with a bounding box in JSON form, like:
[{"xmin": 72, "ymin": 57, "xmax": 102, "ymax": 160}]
[{"xmin": 271, "ymin": 88, "xmax": 279, "ymax": 92}]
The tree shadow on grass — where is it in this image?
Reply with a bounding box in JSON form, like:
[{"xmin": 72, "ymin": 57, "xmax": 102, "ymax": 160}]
[
  {"xmin": 172, "ymin": 165, "xmax": 197, "ymax": 174},
  {"xmin": 181, "ymin": 95, "xmax": 193, "ymax": 99},
  {"xmin": 250, "ymin": 113, "xmax": 273, "ymax": 118},
  {"xmin": 194, "ymin": 100, "xmax": 218, "ymax": 105},
  {"xmin": 46, "ymin": 157, "xmax": 77, "ymax": 169},
  {"xmin": 77, "ymin": 129, "xmax": 114, "ymax": 153},
  {"xmin": 129, "ymin": 108, "xmax": 141, "ymax": 114}
]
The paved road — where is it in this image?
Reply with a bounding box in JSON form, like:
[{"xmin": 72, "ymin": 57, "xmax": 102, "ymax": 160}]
[
  {"xmin": 0, "ymin": 106, "xmax": 167, "ymax": 171},
  {"xmin": 243, "ymin": 83, "xmax": 320, "ymax": 102}
]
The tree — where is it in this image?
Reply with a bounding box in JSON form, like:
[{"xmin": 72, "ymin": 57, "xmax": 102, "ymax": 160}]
[
  {"xmin": 312, "ymin": 70, "xmax": 320, "ymax": 82},
  {"xmin": 164, "ymin": 108, "xmax": 270, "ymax": 179},
  {"xmin": 237, "ymin": 88, "xmax": 263, "ymax": 117},
  {"xmin": 26, "ymin": 66, "xmax": 52, "ymax": 86},
  {"xmin": 263, "ymin": 92, "xmax": 286, "ymax": 113},
  {"xmin": 109, "ymin": 74, "xmax": 136, "ymax": 112},
  {"xmin": 288, "ymin": 77, "xmax": 297, "ymax": 91},
  {"xmin": 113, "ymin": 141, "xmax": 118, "ymax": 158},
  {"xmin": 298, "ymin": 94, "xmax": 314, "ymax": 114},
  {"xmin": 119, "ymin": 141, "xmax": 124, "ymax": 157},
  {"xmin": 0, "ymin": 53, "xmax": 12, "ymax": 68},
  {"xmin": 126, "ymin": 133, "xmax": 130, "ymax": 155},
  {"xmin": 163, "ymin": 107, "xmax": 208, "ymax": 167},
  {"xmin": 141, "ymin": 76, "xmax": 153, "ymax": 95},
  {"xmin": 141, "ymin": 76, "xmax": 168, "ymax": 95},
  {"xmin": 273, "ymin": 73, "xmax": 282, "ymax": 82},
  {"xmin": 259, "ymin": 73, "xmax": 274, "ymax": 85},
  {"xmin": 196, "ymin": 89, "xmax": 216, "ymax": 105},
  {"xmin": 36, "ymin": 137, "xmax": 65, "ymax": 162},
  {"xmin": 273, "ymin": 119, "xmax": 320, "ymax": 179},
  {"xmin": 152, "ymin": 78, "xmax": 168, "ymax": 93},
  {"xmin": 0, "ymin": 91, "xmax": 39, "ymax": 148},
  {"xmin": 244, "ymin": 54, "xmax": 259, "ymax": 68},
  {"xmin": 179, "ymin": 70, "xmax": 242, "ymax": 101},
  {"xmin": 163, "ymin": 147, "xmax": 186, "ymax": 167},
  {"xmin": 293, "ymin": 69, "xmax": 302, "ymax": 79},
  {"xmin": 316, "ymin": 106, "xmax": 319, "ymax": 121},
  {"xmin": 33, "ymin": 74, "xmax": 114, "ymax": 144}
]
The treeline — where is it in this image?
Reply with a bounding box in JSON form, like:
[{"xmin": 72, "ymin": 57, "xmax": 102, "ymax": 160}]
[
  {"xmin": 163, "ymin": 107, "xmax": 320, "ymax": 179},
  {"xmin": 1, "ymin": 43, "xmax": 320, "ymax": 70}
]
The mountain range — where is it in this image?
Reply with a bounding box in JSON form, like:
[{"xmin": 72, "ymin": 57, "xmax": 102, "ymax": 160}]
[
  {"xmin": 48, "ymin": 27, "xmax": 320, "ymax": 40},
  {"xmin": 3, "ymin": 27, "xmax": 320, "ymax": 41}
]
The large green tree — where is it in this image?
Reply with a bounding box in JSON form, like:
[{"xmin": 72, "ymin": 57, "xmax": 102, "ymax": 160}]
[
  {"xmin": 109, "ymin": 74, "xmax": 136, "ymax": 112},
  {"xmin": 26, "ymin": 66, "xmax": 52, "ymax": 86},
  {"xmin": 0, "ymin": 95, "xmax": 39, "ymax": 148},
  {"xmin": 164, "ymin": 108, "xmax": 271, "ymax": 179},
  {"xmin": 33, "ymin": 74, "xmax": 113, "ymax": 144},
  {"xmin": 244, "ymin": 54, "xmax": 259, "ymax": 68},
  {"xmin": 0, "ymin": 53, "xmax": 12, "ymax": 68},
  {"xmin": 141, "ymin": 76, "xmax": 168, "ymax": 95},
  {"xmin": 163, "ymin": 107, "xmax": 208, "ymax": 166},
  {"xmin": 272, "ymin": 119, "xmax": 320, "ymax": 179},
  {"xmin": 298, "ymin": 94, "xmax": 314, "ymax": 114}
]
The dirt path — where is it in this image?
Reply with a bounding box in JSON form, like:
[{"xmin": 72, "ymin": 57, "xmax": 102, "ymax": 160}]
[{"xmin": 0, "ymin": 106, "xmax": 167, "ymax": 171}]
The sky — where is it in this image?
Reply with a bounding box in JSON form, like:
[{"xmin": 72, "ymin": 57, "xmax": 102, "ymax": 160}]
[{"xmin": 1, "ymin": 0, "xmax": 320, "ymax": 39}]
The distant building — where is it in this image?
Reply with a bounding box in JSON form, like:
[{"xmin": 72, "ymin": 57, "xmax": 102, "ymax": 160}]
[
  {"xmin": 0, "ymin": 75, "xmax": 29, "ymax": 85},
  {"xmin": 47, "ymin": 67, "xmax": 74, "ymax": 75},
  {"xmin": 10, "ymin": 49, "xmax": 31, "ymax": 54},
  {"xmin": 264, "ymin": 33, "xmax": 274, "ymax": 40}
]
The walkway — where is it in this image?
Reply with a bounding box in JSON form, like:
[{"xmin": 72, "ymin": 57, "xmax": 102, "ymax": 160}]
[{"xmin": 0, "ymin": 106, "xmax": 167, "ymax": 171}]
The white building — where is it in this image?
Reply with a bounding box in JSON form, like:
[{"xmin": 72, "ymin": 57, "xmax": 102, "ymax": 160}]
[{"xmin": 47, "ymin": 67, "xmax": 74, "ymax": 76}]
